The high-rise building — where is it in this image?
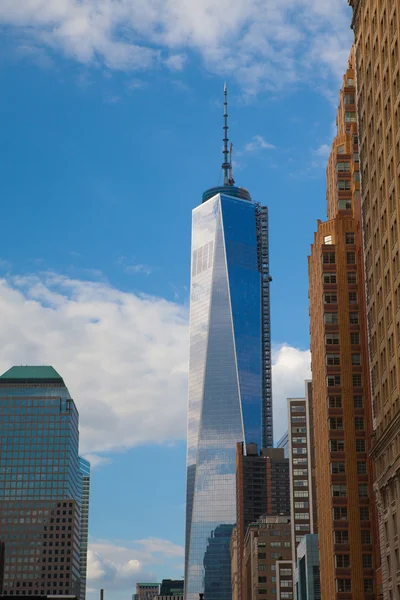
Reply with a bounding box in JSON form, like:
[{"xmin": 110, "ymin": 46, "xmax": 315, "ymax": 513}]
[
  {"xmin": 287, "ymin": 382, "xmax": 317, "ymax": 566},
  {"xmin": 134, "ymin": 583, "xmax": 161, "ymax": 600},
  {"xmin": 294, "ymin": 535, "xmax": 320, "ymax": 600},
  {"xmin": 0, "ymin": 366, "xmax": 84, "ymax": 598},
  {"xmin": 241, "ymin": 515, "xmax": 292, "ymax": 600},
  {"xmin": 308, "ymin": 51, "xmax": 379, "ymax": 600},
  {"xmin": 236, "ymin": 443, "xmax": 290, "ymax": 600},
  {"xmin": 348, "ymin": 2, "xmax": 400, "ymax": 597},
  {"xmin": 184, "ymin": 85, "xmax": 272, "ymax": 600},
  {"xmin": 159, "ymin": 581, "xmax": 184, "ymax": 597},
  {"xmin": 78, "ymin": 457, "xmax": 90, "ymax": 600},
  {"xmin": 275, "ymin": 560, "xmax": 293, "ymax": 600},
  {"xmin": 277, "ymin": 432, "xmax": 289, "ymax": 459},
  {"xmin": 0, "ymin": 540, "xmax": 5, "ymax": 594}
]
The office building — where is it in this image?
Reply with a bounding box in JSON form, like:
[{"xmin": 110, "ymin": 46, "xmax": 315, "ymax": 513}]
[
  {"xmin": 275, "ymin": 561, "xmax": 293, "ymax": 600},
  {"xmin": 236, "ymin": 443, "xmax": 290, "ymax": 600},
  {"xmin": 287, "ymin": 383, "xmax": 317, "ymax": 566},
  {"xmin": 277, "ymin": 432, "xmax": 289, "ymax": 459},
  {"xmin": 184, "ymin": 85, "xmax": 272, "ymax": 600},
  {"xmin": 294, "ymin": 535, "xmax": 320, "ymax": 600},
  {"xmin": 78, "ymin": 458, "xmax": 90, "ymax": 600},
  {"xmin": 159, "ymin": 581, "xmax": 184, "ymax": 597},
  {"xmin": 134, "ymin": 584, "xmax": 160, "ymax": 600},
  {"xmin": 241, "ymin": 516, "xmax": 292, "ymax": 600},
  {"xmin": 0, "ymin": 366, "xmax": 84, "ymax": 598},
  {"xmin": 308, "ymin": 51, "xmax": 379, "ymax": 599},
  {"xmin": 348, "ymin": 2, "xmax": 400, "ymax": 597}
]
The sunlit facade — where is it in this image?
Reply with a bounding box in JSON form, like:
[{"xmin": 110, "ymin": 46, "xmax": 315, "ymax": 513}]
[{"xmin": 185, "ymin": 185, "xmax": 270, "ymax": 600}]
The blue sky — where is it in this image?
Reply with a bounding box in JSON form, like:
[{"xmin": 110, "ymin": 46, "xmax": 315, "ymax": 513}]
[{"xmin": 0, "ymin": 1, "xmax": 353, "ymax": 598}]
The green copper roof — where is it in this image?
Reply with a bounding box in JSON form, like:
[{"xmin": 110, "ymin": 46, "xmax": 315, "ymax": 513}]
[{"xmin": 0, "ymin": 366, "xmax": 64, "ymax": 382}]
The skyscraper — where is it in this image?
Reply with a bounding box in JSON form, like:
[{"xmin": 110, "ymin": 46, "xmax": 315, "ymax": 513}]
[
  {"xmin": 0, "ymin": 366, "xmax": 84, "ymax": 598},
  {"xmin": 184, "ymin": 86, "xmax": 272, "ymax": 600},
  {"xmin": 78, "ymin": 457, "xmax": 90, "ymax": 600},
  {"xmin": 308, "ymin": 51, "xmax": 379, "ymax": 599},
  {"xmin": 348, "ymin": 2, "xmax": 400, "ymax": 597}
]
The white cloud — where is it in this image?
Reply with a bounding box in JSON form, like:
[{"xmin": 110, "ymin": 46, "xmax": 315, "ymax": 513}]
[
  {"xmin": 244, "ymin": 135, "xmax": 276, "ymax": 152},
  {"xmin": 313, "ymin": 143, "xmax": 331, "ymax": 158},
  {"xmin": 271, "ymin": 344, "xmax": 312, "ymax": 440},
  {"xmin": 87, "ymin": 538, "xmax": 184, "ymax": 590},
  {"xmin": 83, "ymin": 453, "xmax": 113, "ymax": 469},
  {"xmin": 117, "ymin": 257, "xmax": 153, "ymax": 275},
  {"xmin": 0, "ymin": 0, "xmax": 353, "ymax": 92}
]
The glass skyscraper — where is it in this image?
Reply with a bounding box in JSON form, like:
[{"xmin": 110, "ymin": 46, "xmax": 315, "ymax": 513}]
[
  {"xmin": 0, "ymin": 366, "xmax": 87, "ymax": 599},
  {"xmin": 184, "ymin": 86, "xmax": 273, "ymax": 600}
]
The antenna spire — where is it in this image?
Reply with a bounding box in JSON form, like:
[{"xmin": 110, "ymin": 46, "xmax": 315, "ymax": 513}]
[{"xmin": 222, "ymin": 83, "xmax": 234, "ymax": 186}]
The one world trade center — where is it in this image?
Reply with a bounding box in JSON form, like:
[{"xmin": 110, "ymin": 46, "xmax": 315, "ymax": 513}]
[{"xmin": 184, "ymin": 85, "xmax": 273, "ymax": 600}]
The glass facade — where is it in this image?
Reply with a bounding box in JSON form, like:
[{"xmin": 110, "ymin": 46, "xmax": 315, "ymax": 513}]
[
  {"xmin": 78, "ymin": 457, "xmax": 90, "ymax": 600},
  {"xmin": 185, "ymin": 191, "xmax": 265, "ymax": 600},
  {"xmin": 0, "ymin": 366, "xmax": 83, "ymax": 598}
]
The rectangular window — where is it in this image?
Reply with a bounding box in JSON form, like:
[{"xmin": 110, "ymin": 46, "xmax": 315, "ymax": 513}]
[
  {"xmin": 293, "ymin": 437, "xmax": 306, "ymax": 443},
  {"xmin": 352, "ymin": 354, "xmax": 361, "ymax": 365},
  {"xmin": 327, "ymin": 354, "xmax": 340, "ymax": 366},
  {"xmin": 333, "ymin": 507, "xmax": 348, "ymax": 520},
  {"xmin": 324, "ymin": 313, "xmax": 339, "ymax": 325},
  {"xmin": 326, "ymin": 332, "xmax": 339, "ymax": 345},
  {"xmin": 356, "ymin": 439, "xmax": 366, "ymax": 452},
  {"xmin": 337, "ymin": 579, "xmax": 351, "ymax": 592},
  {"xmin": 270, "ymin": 542, "xmax": 281, "ymax": 548},
  {"xmin": 291, "ymin": 405, "xmax": 306, "ymax": 413},
  {"xmin": 350, "ymin": 331, "xmax": 360, "ymax": 344},
  {"xmin": 345, "ymin": 232, "xmax": 355, "ymax": 244},
  {"xmin": 329, "ymin": 417, "xmax": 343, "ymax": 430},
  {"xmin": 295, "ymin": 513, "xmax": 310, "ymax": 520},
  {"xmin": 293, "ymin": 448, "xmax": 307, "ymax": 455},
  {"xmin": 327, "ymin": 375, "xmax": 341, "ymax": 387},
  {"xmin": 355, "ymin": 416, "xmax": 364, "ymax": 430},
  {"xmin": 323, "ymin": 252, "xmax": 336, "ymax": 264},
  {"xmin": 294, "ymin": 501, "xmax": 309, "ymax": 508},
  {"xmin": 332, "ymin": 484, "xmax": 347, "ymax": 497},
  {"xmin": 345, "ymin": 112, "xmax": 357, "ymax": 122},
  {"xmin": 357, "ymin": 461, "xmax": 367, "ymax": 475},
  {"xmin": 360, "ymin": 507, "xmax": 369, "ymax": 520},
  {"xmin": 324, "ymin": 293, "xmax": 337, "ymax": 304},
  {"xmin": 359, "ymin": 484, "xmax": 368, "ymax": 498},
  {"xmin": 353, "ymin": 374, "xmax": 362, "ymax": 386},
  {"xmin": 364, "ymin": 580, "xmax": 374, "ymax": 593},
  {"xmin": 353, "ymin": 152, "xmax": 359, "ymax": 162},
  {"xmin": 354, "ymin": 171, "xmax": 360, "ymax": 182},
  {"xmin": 338, "ymin": 180, "xmax": 351, "ymax": 190},
  {"xmin": 324, "ymin": 234, "xmax": 333, "ymax": 244},
  {"xmin": 347, "ymin": 252, "xmax": 356, "ymax": 264},
  {"xmin": 361, "ymin": 530, "xmax": 371, "ymax": 544},
  {"xmin": 335, "ymin": 530, "xmax": 349, "ymax": 544},
  {"xmin": 349, "ymin": 292, "xmax": 358, "ymax": 304},
  {"xmin": 323, "ymin": 272, "xmax": 337, "ymax": 284},
  {"xmin": 348, "ymin": 272, "xmax": 357, "ymax": 284},
  {"xmin": 331, "ymin": 462, "xmax": 346, "ymax": 474},
  {"xmin": 294, "ymin": 491, "xmax": 309, "ymax": 498},
  {"xmin": 338, "ymin": 144, "xmax": 345, "ymax": 154},
  {"xmin": 344, "ymin": 94, "xmax": 355, "ymax": 104},
  {"xmin": 293, "ymin": 470, "xmax": 308, "ymax": 477},
  {"xmin": 336, "ymin": 555, "xmax": 350, "ymax": 568},
  {"xmin": 337, "ymin": 162, "xmax": 350, "ymax": 172},
  {"xmin": 330, "ymin": 439, "xmax": 345, "ymax": 452},
  {"xmin": 338, "ymin": 199, "xmax": 352, "ymax": 210},
  {"xmin": 362, "ymin": 554, "xmax": 372, "ymax": 568},
  {"xmin": 294, "ymin": 480, "xmax": 308, "ymax": 487},
  {"xmin": 328, "ymin": 396, "xmax": 342, "ymax": 408},
  {"xmin": 350, "ymin": 312, "xmax": 359, "ymax": 324}
]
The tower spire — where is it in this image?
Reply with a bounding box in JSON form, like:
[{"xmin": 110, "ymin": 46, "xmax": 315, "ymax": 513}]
[{"xmin": 222, "ymin": 83, "xmax": 234, "ymax": 186}]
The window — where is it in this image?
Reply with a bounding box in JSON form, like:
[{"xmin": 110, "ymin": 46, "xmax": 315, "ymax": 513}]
[
  {"xmin": 280, "ymin": 581, "xmax": 292, "ymax": 588},
  {"xmin": 338, "ymin": 180, "xmax": 351, "ymax": 190},
  {"xmin": 359, "ymin": 484, "xmax": 368, "ymax": 498},
  {"xmin": 353, "ymin": 152, "xmax": 359, "ymax": 162},
  {"xmin": 348, "ymin": 272, "xmax": 357, "ymax": 284},
  {"xmin": 323, "ymin": 272, "xmax": 337, "ymax": 284},
  {"xmin": 353, "ymin": 374, "xmax": 362, "ymax": 386},
  {"xmin": 328, "ymin": 396, "xmax": 342, "ymax": 408},
  {"xmin": 258, "ymin": 553, "xmax": 266, "ymax": 559},
  {"xmin": 258, "ymin": 577, "xmax": 267, "ymax": 583},
  {"xmin": 338, "ymin": 144, "xmax": 345, "ymax": 154},
  {"xmin": 294, "ymin": 480, "xmax": 308, "ymax": 487},
  {"xmin": 336, "ymin": 554, "xmax": 350, "ymax": 568},
  {"xmin": 291, "ymin": 405, "xmax": 306, "ymax": 413},
  {"xmin": 361, "ymin": 530, "xmax": 371, "ymax": 544},
  {"xmin": 350, "ymin": 331, "xmax": 360, "ymax": 344},
  {"xmin": 362, "ymin": 554, "xmax": 373, "ymax": 568},
  {"xmin": 337, "ymin": 162, "xmax": 351, "ymax": 172},
  {"xmin": 338, "ymin": 199, "xmax": 352, "ymax": 210},
  {"xmin": 324, "ymin": 293, "xmax": 337, "ymax": 304},
  {"xmin": 349, "ymin": 292, "xmax": 358, "ymax": 304},
  {"xmin": 357, "ymin": 461, "xmax": 367, "ymax": 475},
  {"xmin": 356, "ymin": 439, "xmax": 366, "ymax": 452},
  {"xmin": 345, "ymin": 232, "xmax": 355, "ymax": 244},
  {"xmin": 270, "ymin": 565, "xmax": 276, "ymax": 571},
  {"xmin": 337, "ymin": 579, "xmax": 351, "ymax": 592},
  {"xmin": 344, "ymin": 94, "xmax": 355, "ymax": 104},
  {"xmin": 364, "ymin": 580, "xmax": 374, "ymax": 593},
  {"xmin": 295, "ymin": 501, "xmax": 309, "ymax": 508},
  {"xmin": 271, "ymin": 553, "xmax": 281, "ymax": 559},
  {"xmin": 323, "ymin": 252, "xmax": 336, "ymax": 264},
  {"xmin": 294, "ymin": 491, "xmax": 309, "ymax": 498},
  {"xmin": 355, "ymin": 416, "xmax": 364, "ymax": 430},
  {"xmin": 270, "ymin": 542, "xmax": 281, "ymax": 548},
  {"xmin": 294, "ymin": 470, "xmax": 308, "ymax": 477},
  {"xmin": 326, "ymin": 332, "xmax": 339, "ymax": 345},
  {"xmin": 324, "ymin": 234, "xmax": 333, "ymax": 244},
  {"xmin": 293, "ymin": 448, "xmax": 307, "ymax": 454},
  {"xmin": 295, "ymin": 513, "xmax": 309, "ymax": 520},
  {"xmin": 350, "ymin": 312, "xmax": 359, "ymax": 325},
  {"xmin": 330, "ymin": 439, "xmax": 345, "ymax": 452},
  {"xmin": 332, "ymin": 484, "xmax": 347, "ymax": 497},
  {"xmin": 329, "ymin": 417, "xmax": 343, "ymax": 430},
  {"xmin": 352, "ymin": 354, "xmax": 361, "ymax": 365},
  {"xmin": 345, "ymin": 112, "xmax": 357, "ymax": 122},
  {"xmin": 331, "ymin": 462, "xmax": 346, "ymax": 474},
  {"xmin": 293, "ymin": 458, "xmax": 308, "ymax": 465},
  {"xmin": 293, "ymin": 437, "xmax": 306, "ymax": 443},
  {"xmin": 347, "ymin": 252, "xmax": 356, "ymax": 264},
  {"xmin": 283, "ymin": 541, "xmax": 291, "ymax": 548},
  {"xmin": 333, "ymin": 507, "xmax": 348, "ymax": 520},
  {"xmin": 360, "ymin": 507, "xmax": 369, "ymax": 521},
  {"xmin": 325, "ymin": 312, "xmax": 339, "ymax": 325},
  {"xmin": 327, "ymin": 354, "xmax": 340, "ymax": 366},
  {"xmin": 327, "ymin": 375, "xmax": 341, "ymax": 387}
]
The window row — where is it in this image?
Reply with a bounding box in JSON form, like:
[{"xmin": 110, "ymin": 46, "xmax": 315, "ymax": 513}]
[{"xmin": 327, "ymin": 374, "xmax": 363, "ymax": 387}]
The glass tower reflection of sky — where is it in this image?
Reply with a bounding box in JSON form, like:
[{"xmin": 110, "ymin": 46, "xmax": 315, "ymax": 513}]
[{"xmin": 184, "ymin": 85, "xmax": 272, "ymax": 600}]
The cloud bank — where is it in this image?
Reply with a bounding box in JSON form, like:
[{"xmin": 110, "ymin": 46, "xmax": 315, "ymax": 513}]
[{"xmin": 0, "ymin": 0, "xmax": 353, "ymax": 91}]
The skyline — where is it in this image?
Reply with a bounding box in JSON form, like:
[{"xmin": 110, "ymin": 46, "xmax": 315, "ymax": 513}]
[{"xmin": 0, "ymin": 1, "xmax": 355, "ymax": 599}]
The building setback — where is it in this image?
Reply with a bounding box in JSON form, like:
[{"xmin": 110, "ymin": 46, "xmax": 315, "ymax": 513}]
[
  {"xmin": 308, "ymin": 50, "xmax": 379, "ymax": 599},
  {"xmin": 0, "ymin": 366, "xmax": 84, "ymax": 599},
  {"xmin": 348, "ymin": 2, "xmax": 400, "ymax": 598}
]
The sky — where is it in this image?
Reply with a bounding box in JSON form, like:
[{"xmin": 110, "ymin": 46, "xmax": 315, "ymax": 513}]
[{"xmin": 0, "ymin": 0, "xmax": 354, "ymax": 598}]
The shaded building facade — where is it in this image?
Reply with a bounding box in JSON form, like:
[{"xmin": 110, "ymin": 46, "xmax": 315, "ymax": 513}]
[
  {"xmin": 0, "ymin": 366, "xmax": 83, "ymax": 598},
  {"xmin": 294, "ymin": 535, "xmax": 320, "ymax": 600},
  {"xmin": 184, "ymin": 87, "xmax": 273, "ymax": 600},
  {"xmin": 308, "ymin": 52, "xmax": 379, "ymax": 599},
  {"xmin": 277, "ymin": 433, "xmax": 289, "ymax": 459},
  {"xmin": 348, "ymin": 2, "xmax": 400, "ymax": 598},
  {"xmin": 78, "ymin": 458, "xmax": 90, "ymax": 600}
]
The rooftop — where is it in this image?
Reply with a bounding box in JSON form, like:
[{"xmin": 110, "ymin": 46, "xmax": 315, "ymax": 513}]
[{"xmin": 0, "ymin": 366, "xmax": 65, "ymax": 384}]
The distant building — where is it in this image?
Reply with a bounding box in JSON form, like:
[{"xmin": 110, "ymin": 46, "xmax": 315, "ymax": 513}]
[
  {"xmin": 294, "ymin": 535, "xmax": 320, "ymax": 600},
  {"xmin": 0, "ymin": 540, "xmax": 5, "ymax": 594},
  {"xmin": 0, "ymin": 366, "xmax": 85, "ymax": 598},
  {"xmin": 159, "ymin": 581, "xmax": 184, "ymax": 597},
  {"xmin": 275, "ymin": 560, "xmax": 293, "ymax": 600},
  {"xmin": 242, "ymin": 515, "xmax": 292, "ymax": 600},
  {"xmin": 78, "ymin": 457, "xmax": 90, "ymax": 600},
  {"xmin": 230, "ymin": 528, "xmax": 239, "ymax": 600},
  {"xmin": 276, "ymin": 432, "xmax": 289, "ymax": 459},
  {"xmin": 236, "ymin": 443, "xmax": 290, "ymax": 600},
  {"xmin": 134, "ymin": 583, "xmax": 160, "ymax": 600}
]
